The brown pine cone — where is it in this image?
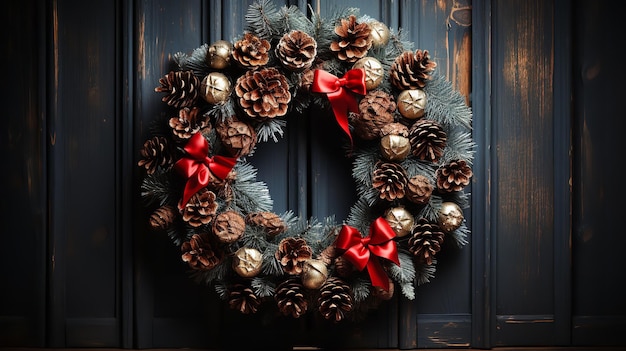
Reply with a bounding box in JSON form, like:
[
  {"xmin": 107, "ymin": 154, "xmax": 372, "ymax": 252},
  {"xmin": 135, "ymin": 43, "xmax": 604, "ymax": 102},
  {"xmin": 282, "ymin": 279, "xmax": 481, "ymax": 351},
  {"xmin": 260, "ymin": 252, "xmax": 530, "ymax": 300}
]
[
  {"xmin": 227, "ymin": 282, "xmax": 261, "ymax": 314},
  {"xmin": 235, "ymin": 67, "xmax": 292, "ymax": 120},
  {"xmin": 181, "ymin": 233, "xmax": 223, "ymax": 270},
  {"xmin": 169, "ymin": 107, "xmax": 210, "ymax": 139},
  {"xmin": 408, "ymin": 119, "xmax": 447, "ymax": 163},
  {"xmin": 351, "ymin": 90, "xmax": 396, "ymax": 140},
  {"xmin": 232, "ymin": 32, "xmax": 271, "ymax": 68},
  {"xmin": 333, "ymin": 255, "xmax": 355, "ymax": 278},
  {"xmin": 406, "ymin": 174, "xmax": 434, "ymax": 204},
  {"xmin": 149, "ymin": 204, "xmax": 177, "ymax": 230},
  {"xmin": 212, "ymin": 210, "xmax": 246, "ymax": 243},
  {"xmin": 275, "ymin": 237, "xmax": 313, "ymax": 275},
  {"xmin": 408, "ymin": 218, "xmax": 445, "ymax": 265},
  {"xmin": 276, "ymin": 30, "xmax": 317, "ymax": 71},
  {"xmin": 275, "ymin": 276, "xmax": 309, "ymax": 318},
  {"xmin": 330, "ymin": 15, "xmax": 372, "ymax": 63},
  {"xmin": 372, "ymin": 160, "xmax": 409, "ymax": 201},
  {"xmin": 137, "ymin": 136, "xmax": 174, "ymax": 174},
  {"xmin": 179, "ymin": 188, "xmax": 218, "ymax": 227},
  {"xmin": 436, "ymin": 159, "xmax": 473, "ymax": 192},
  {"xmin": 389, "ymin": 49, "xmax": 437, "ymax": 90},
  {"xmin": 245, "ymin": 211, "xmax": 286, "ymax": 238},
  {"xmin": 155, "ymin": 70, "xmax": 200, "ymax": 109},
  {"xmin": 214, "ymin": 116, "xmax": 257, "ymax": 157},
  {"xmin": 317, "ymin": 276, "xmax": 354, "ymax": 322}
]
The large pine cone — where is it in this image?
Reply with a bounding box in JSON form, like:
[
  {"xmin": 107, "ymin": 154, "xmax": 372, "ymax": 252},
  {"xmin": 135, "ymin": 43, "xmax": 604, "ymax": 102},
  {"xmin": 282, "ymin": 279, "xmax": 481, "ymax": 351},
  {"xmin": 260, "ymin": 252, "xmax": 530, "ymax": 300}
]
[
  {"xmin": 227, "ymin": 282, "xmax": 261, "ymax": 314},
  {"xmin": 232, "ymin": 32, "xmax": 271, "ymax": 68},
  {"xmin": 149, "ymin": 204, "xmax": 177, "ymax": 230},
  {"xmin": 330, "ymin": 15, "xmax": 372, "ymax": 63},
  {"xmin": 408, "ymin": 119, "xmax": 447, "ymax": 163},
  {"xmin": 215, "ymin": 116, "xmax": 257, "ymax": 157},
  {"xmin": 181, "ymin": 233, "xmax": 223, "ymax": 270},
  {"xmin": 408, "ymin": 218, "xmax": 445, "ymax": 265},
  {"xmin": 389, "ymin": 49, "xmax": 437, "ymax": 90},
  {"xmin": 155, "ymin": 70, "xmax": 200, "ymax": 109},
  {"xmin": 235, "ymin": 67, "xmax": 292, "ymax": 120},
  {"xmin": 317, "ymin": 277, "xmax": 354, "ymax": 322},
  {"xmin": 372, "ymin": 160, "xmax": 409, "ymax": 201},
  {"xmin": 212, "ymin": 210, "xmax": 246, "ymax": 244},
  {"xmin": 169, "ymin": 107, "xmax": 210, "ymax": 139},
  {"xmin": 275, "ymin": 276, "xmax": 309, "ymax": 318},
  {"xmin": 138, "ymin": 136, "xmax": 174, "ymax": 174},
  {"xmin": 406, "ymin": 174, "xmax": 434, "ymax": 205},
  {"xmin": 352, "ymin": 90, "xmax": 396, "ymax": 140},
  {"xmin": 275, "ymin": 237, "xmax": 313, "ymax": 275},
  {"xmin": 436, "ymin": 159, "xmax": 473, "ymax": 192},
  {"xmin": 276, "ymin": 30, "xmax": 317, "ymax": 71},
  {"xmin": 245, "ymin": 211, "xmax": 286, "ymax": 238},
  {"xmin": 179, "ymin": 188, "xmax": 218, "ymax": 227}
]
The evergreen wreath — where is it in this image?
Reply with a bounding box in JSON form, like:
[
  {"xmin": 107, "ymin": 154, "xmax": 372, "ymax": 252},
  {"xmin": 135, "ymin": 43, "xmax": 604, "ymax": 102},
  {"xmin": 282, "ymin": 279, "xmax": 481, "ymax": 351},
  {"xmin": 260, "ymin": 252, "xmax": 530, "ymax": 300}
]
[{"xmin": 138, "ymin": 0, "xmax": 475, "ymax": 323}]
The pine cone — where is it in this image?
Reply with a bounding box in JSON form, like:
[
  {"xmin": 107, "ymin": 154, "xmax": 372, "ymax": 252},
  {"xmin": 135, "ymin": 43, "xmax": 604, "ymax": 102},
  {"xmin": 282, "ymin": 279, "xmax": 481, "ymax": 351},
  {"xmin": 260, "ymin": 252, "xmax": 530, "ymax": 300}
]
[
  {"xmin": 317, "ymin": 277, "xmax": 354, "ymax": 322},
  {"xmin": 227, "ymin": 282, "xmax": 261, "ymax": 314},
  {"xmin": 212, "ymin": 210, "xmax": 246, "ymax": 244},
  {"xmin": 179, "ymin": 188, "xmax": 218, "ymax": 227},
  {"xmin": 389, "ymin": 49, "xmax": 437, "ymax": 90},
  {"xmin": 436, "ymin": 159, "xmax": 473, "ymax": 192},
  {"xmin": 408, "ymin": 218, "xmax": 445, "ymax": 265},
  {"xmin": 169, "ymin": 107, "xmax": 210, "ymax": 139},
  {"xmin": 275, "ymin": 237, "xmax": 313, "ymax": 275},
  {"xmin": 235, "ymin": 67, "xmax": 292, "ymax": 120},
  {"xmin": 330, "ymin": 15, "xmax": 372, "ymax": 63},
  {"xmin": 372, "ymin": 160, "xmax": 409, "ymax": 201},
  {"xmin": 149, "ymin": 204, "xmax": 177, "ymax": 230},
  {"xmin": 351, "ymin": 90, "xmax": 396, "ymax": 140},
  {"xmin": 333, "ymin": 255, "xmax": 355, "ymax": 278},
  {"xmin": 276, "ymin": 30, "xmax": 317, "ymax": 71},
  {"xmin": 155, "ymin": 70, "xmax": 200, "ymax": 109},
  {"xmin": 181, "ymin": 233, "xmax": 223, "ymax": 270},
  {"xmin": 137, "ymin": 136, "xmax": 174, "ymax": 174},
  {"xmin": 232, "ymin": 32, "xmax": 271, "ymax": 68},
  {"xmin": 245, "ymin": 211, "xmax": 286, "ymax": 238},
  {"xmin": 408, "ymin": 119, "xmax": 447, "ymax": 163},
  {"xmin": 406, "ymin": 174, "xmax": 434, "ymax": 204},
  {"xmin": 215, "ymin": 116, "xmax": 257, "ymax": 157},
  {"xmin": 275, "ymin": 276, "xmax": 309, "ymax": 318}
]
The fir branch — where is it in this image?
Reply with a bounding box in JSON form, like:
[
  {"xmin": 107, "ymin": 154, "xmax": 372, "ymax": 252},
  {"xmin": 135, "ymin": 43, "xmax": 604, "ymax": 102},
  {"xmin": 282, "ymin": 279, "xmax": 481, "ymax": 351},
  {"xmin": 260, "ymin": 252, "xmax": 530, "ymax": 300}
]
[
  {"xmin": 251, "ymin": 276, "xmax": 275, "ymax": 298},
  {"xmin": 441, "ymin": 130, "xmax": 476, "ymax": 165},
  {"xmin": 262, "ymin": 249, "xmax": 284, "ymax": 276},
  {"xmin": 277, "ymin": 5, "xmax": 314, "ymax": 34},
  {"xmin": 140, "ymin": 170, "xmax": 178, "ymax": 207},
  {"xmin": 174, "ymin": 44, "xmax": 211, "ymax": 78},
  {"xmin": 256, "ymin": 118, "xmax": 286, "ymax": 143},
  {"xmin": 245, "ymin": 0, "xmax": 280, "ymax": 40},
  {"xmin": 192, "ymin": 259, "xmax": 230, "ymax": 286},
  {"xmin": 230, "ymin": 163, "xmax": 274, "ymax": 213},
  {"xmin": 350, "ymin": 277, "xmax": 372, "ymax": 303},
  {"xmin": 415, "ymin": 258, "xmax": 437, "ymax": 285},
  {"xmin": 450, "ymin": 223, "xmax": 470, "ymax": 247},
  {"xmin": 389, "ymin": 252, "xmax": 417, "ymax": 296},
  {"xmin": 424, "ymin": 71, "xmax": 473, "ymax": 129}
]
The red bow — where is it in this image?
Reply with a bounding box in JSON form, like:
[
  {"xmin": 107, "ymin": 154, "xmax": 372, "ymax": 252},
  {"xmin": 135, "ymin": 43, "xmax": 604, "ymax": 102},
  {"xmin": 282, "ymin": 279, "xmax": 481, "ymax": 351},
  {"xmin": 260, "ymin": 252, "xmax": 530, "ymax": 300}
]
[
  {"xmin": 334, "ymin": 217, "xmax": 400, "ymax": 291},
  {"xmin": 311, "ymin": 69, "xmax": 367, "ymax": 145},
  {"xmin": 174, "ymin": 133, "xmax": 237, "ymax": 209}
]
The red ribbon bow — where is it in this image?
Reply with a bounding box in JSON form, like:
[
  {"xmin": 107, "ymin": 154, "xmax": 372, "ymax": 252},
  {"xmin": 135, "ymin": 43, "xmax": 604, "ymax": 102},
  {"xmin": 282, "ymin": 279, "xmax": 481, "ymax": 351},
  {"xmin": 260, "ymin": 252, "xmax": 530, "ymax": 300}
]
[
  {"xmin": 311, "ymin": 68, "xmax": 367, "ymax": 145},
  {"xmin": 174, "ymin": 133, "xmax": 237, "ymax": 209},
  {"xmin": 334, "ymin": 217, "xmax": 400, "ymax": 291}
]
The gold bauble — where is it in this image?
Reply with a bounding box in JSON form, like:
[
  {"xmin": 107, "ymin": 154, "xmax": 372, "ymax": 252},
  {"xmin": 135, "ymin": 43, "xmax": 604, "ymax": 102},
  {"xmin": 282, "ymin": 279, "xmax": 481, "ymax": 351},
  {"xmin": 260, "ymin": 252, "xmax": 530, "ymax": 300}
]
[
  {"xmin": 201, "ymin": 72, "xmax": 232, "ymax": 104},
  {"xmin": 384, "ymin": 206, "xmax": 414, "ymax": 238},
  {"xmin": 369, "ymin": 20, "xmax": 390, "ymax": 47},
  {"xmin": 352, "ymin": 57, "xmax": 384, "ymax": 90},
  {"xmin": 301, "ymin": 259, "xmax": 328, "ymax": 290},
  {"xmin": 207, "ymin": 40, "xmax": 233, "ymax": 69},
  {"xmin": 380, "ymin": 134, "xmax": 411, "ymax": 161},
  {"xmin": 232, "ymin": 247, "xmax": 263, "ymax": 278},
  {"xmin": 438, "ymin": 202, "xmax": 464, "ymax": 233},
  {"xmin": 397, "ymin": 89, "xmax": 427, "ymax": 119}
]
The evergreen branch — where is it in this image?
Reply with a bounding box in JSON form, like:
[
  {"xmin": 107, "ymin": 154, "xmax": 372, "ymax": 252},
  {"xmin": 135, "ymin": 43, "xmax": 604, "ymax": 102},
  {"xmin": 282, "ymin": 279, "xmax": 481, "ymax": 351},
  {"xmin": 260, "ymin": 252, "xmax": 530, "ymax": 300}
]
[{"xmin": 245, "ymin": 0, "xmax": 280, "ymax": 40}]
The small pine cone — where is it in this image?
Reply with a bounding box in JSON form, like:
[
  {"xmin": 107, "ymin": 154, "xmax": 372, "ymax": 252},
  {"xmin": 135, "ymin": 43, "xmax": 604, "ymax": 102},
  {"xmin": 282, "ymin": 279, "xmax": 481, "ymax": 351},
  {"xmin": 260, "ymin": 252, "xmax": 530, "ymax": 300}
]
[
  {"xmin": 137, "ymin": 136, "xmax": 174, "ymax": 174},
  {"xmin": 436, "ymin": 159, "xmax": 473, "ymax": 192},
  {"xmin": 276, "ymin": 30, "xmax": 317, "ymax": 71},
  {"xmin": 232, "ymin": 32, "xmax": 271, "ymax": 68},
  {"xmin": 333, "ymin": 255, "xmax": 355, "ymax": 278},
  {"xmin": 149, "ymin": 204, "xmax": 177, "ymax": 230},
  {"xmin": 351, "ymin": 90, "xmax": 396, "ymax": 140},
  {"xmin": 155, "ymin": 70, "xmax": 200, "ymax": 109},
  {"xmin": 215, "ymin": 116, "xmax": 257, "ymax": 157},
  {"xmin": 330, "ymin": 15, "xmax": 372, "ymax": 63},
  {"xmin": 275, "ymin": 237, "xmax": 313, "ymax": 275},
  {"xmin": 181, "ymin": 233, "xmax": 223, "ymax": 270},
  {"xmin": 389, "ymin": 49, "xmax": 437, "ymax": 90},
  {"xmin": 212, "ymin": 210, "xmax": 246, "ymax": 244},
  {"xmin": 318, "ymin": 244, "xmax": 338, "ymax": 266},
  {"xmin": 275, "ymin": 276, "xmax": 309, "ymax": 318},
  {"xmin": 372, "ymin": 160, "xmax": 409, "ymax": 201},
  {"xmin": 235, "ymin": 67, "xmax": 292, "ymax": 120},
  {"xmin": 245, "ymin": 211, "xmax": 286, "ymax": 238},
  {"xmin": 317, "ymin": 277, "xmax": 354, "ymax": 322},
  {"xmin": 169, "ymin": 107, "xmax": 210, "ymax": 139},
  {"xmin": 408, "ymin": 119, "xmax": 447, "ymax": 163},
  {"xmin": 179, "ymin": 188, "xmax": 218, "ymax": 227},
  {"xmin": 406, "ymin": 174, "xmax": 434, "ymax": 205},
  {"xmin": 408, "ymin": 218, "xmax": 445, "ymax": 265},
  {"xmin": 227, "ymin": 282, "xmax": 261, "ymax": 314}
]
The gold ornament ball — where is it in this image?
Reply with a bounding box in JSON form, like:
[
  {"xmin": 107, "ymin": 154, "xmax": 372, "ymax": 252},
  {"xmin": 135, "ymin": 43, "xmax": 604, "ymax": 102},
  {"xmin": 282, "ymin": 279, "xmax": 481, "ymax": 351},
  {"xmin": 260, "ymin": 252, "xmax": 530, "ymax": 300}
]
[
  {"xmin": 201, "ymin": 72, "xmax": 232, "ymax": 104},
  {"xmin": 384, "ymin": 206, "xmax": 414, "ymax": 237},
  {"xmin": 207, "ymin": 40, "xmax": 233, "ymax": 69},
  {"xmin": 232, "ymin": 247, "xmax": 263, "ymax": 278},
  {"xmin": 301, "ymin": 259, "xmax": 328, "ymax": 290},
  {"xmin": 438, "ymin": 202, "xmax": 464, "ymax": 233},
  {"xmin": 352, "ymin": 57, "xmax": 384, "ymax": 90},
  {"xmin": 397, "ymin": 89, "xmax": 427, "ymax": 119},
  {"xmin": 369, "ymin": 20, "xmax": 390, "ymax": 47},
  {"xmin": 380, "ymin": 134, "xmax": 411, "ymax": 161}
]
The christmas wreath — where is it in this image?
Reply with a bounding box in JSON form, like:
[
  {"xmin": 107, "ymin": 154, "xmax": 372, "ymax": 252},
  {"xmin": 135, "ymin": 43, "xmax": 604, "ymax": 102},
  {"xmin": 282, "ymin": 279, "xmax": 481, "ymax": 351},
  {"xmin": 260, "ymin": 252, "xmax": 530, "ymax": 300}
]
[{"xmin": 138, "ymin": 0, "xmax": 475, "ymax": 323}]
